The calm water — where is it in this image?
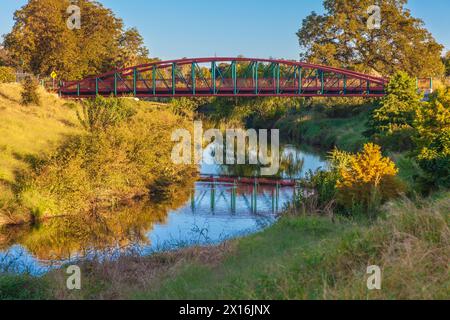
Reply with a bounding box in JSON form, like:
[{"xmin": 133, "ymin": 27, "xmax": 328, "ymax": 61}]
[{"xmin": 0, "ymin": 144, "xmax": 327, "ymax": 275}]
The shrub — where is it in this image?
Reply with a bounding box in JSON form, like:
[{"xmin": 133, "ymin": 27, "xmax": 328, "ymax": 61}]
[
  {"xmin": 0, "ymin": 274, "xmax": 49, "ymax": 300},
  {"xmin": 372, "ymin": 127, "xmax": 416, "ymax": 152},
  {"xmin": 76, "ymin": 96, "xmax": 136, "ymax": 132},
  {"xmin": 295, "ymin": 149, "xmax": 353, "ymax": 215},
  {"xmin": 336, "ymin": 143, "xmax": 404, "ymax": 216},
  {"xmin": 0, "ymin": 66, "xmax": 15, "ymax": 83},
  {"xmin": 296, "ymin": 169, "xmax": 339, "ymax": 215},
  {"xmin": 21, "ymin": 75, "xmax": 40, "ymax": 106},
  {"xmin": 414, "ymin": 88, "xmax": 450, "ymax": 189},
  {"xmin": 169, "ymin": 97, "xmax": 208, "ymax": 118}
]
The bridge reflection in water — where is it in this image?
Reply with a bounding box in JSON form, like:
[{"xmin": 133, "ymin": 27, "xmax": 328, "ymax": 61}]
[{"xmin": 190, "ymin": 181, "xmax": 295, "ymax": 216}]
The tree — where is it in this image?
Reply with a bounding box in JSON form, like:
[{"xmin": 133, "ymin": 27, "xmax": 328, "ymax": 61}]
[
  {"xmin": 368, "ymin": 71, "xmax": 422, "ymax": 151},
  {"xmin": 3, "ymin": 0, "xmax": 149, "ymax": 80},
  {"xmin": 0, "ymin": 47, "xmax": 14, "ymax": 67},
  {"xmin": 4, "ymin": 0, "xmax": 79, "ymax": 79},
  {"xmin": 21, "ymin": 75, "xmax": 40, "ymax": 106},
  {"xmin": 0, "ymin": 67, "xmax": 16, "ymax": 83},
  {"xmin": 297, "ymin": 0, "xmax": 445, "ymax": 77},
  {"xmin": 76, "ymin": 96, "xmax": 135, "ymax": 133},
  {"xmin": 116, "ymin": 28, "xmax": 151, "ymax": 68},
  {"xmin": 370, "ymin": 71, "xmax": 422, "ymax": 133},
  {"xmin": 444, "ymin": 51, "xmax": 450, "ymax": 77},
  {"xmin": 414, "ymin": 88, "xmax": 450, "ymax": 188}
]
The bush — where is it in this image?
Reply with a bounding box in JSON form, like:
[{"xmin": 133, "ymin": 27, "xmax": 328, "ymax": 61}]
[
  {"xmin": 0, "ymin": 274, "xmax": 49, "ymax": 300},
  {"xmin": 414, "ymin": 88, "xmax": 450, "ymax": 189},
  {"xmin": 76, "ymin": 96, "xmax": 136, "ymax": 132},
  {"xmin": 296, "ymin": 169, "xmax": 339, "ymax": 215},
  {"xmin": 336, "ymin": 143, "xmax": 404, "ymax": 216},
  {"xmin": 21, "ymin": 75, "xmax": 40, "ymax": 106},
  {"xmin": 295, "ymin": 148, "xmax": 353, "ymax": 215},
  {"xmin": 372, "ymin": 127, "xmax": 416, "ymax": 152},
  {"xmin": 169, "ymin": 97, "xmax": 208, "ymax": 118},
  {"xmin": 0, "ymin": 66, "xmax": 15, "ymax": 83}
]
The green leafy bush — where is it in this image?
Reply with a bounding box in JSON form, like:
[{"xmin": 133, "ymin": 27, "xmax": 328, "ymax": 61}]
[
  {"xmin": 372, "ymin": 127, "xmax": 416, "ymax": 152},
  {"xmin": 296, "ymin": 169, "xmax": 339, "ymax": 215},
  {"xmin": 0, "ymin": 274, "xmax": 49, "ymax": 300},
  {"xmin": 414, "ymin": 88, "xmax": 450, "ymax": 189},
  {"xmin": 296, "ymin": 149, "xmax": 353, "ymax": 215},
  {"xmin": 0, "ymin": 66, "xmax": 15, "ymax": 83}
]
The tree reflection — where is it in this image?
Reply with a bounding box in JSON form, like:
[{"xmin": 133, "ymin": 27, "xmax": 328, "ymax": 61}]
[
  {"xmin": 0, "ymin": 179, "xmax": 194, "ymax": 261},
  {"xmin": 216, "ymin": 145, "xmax": 305, "ymax": 179}
]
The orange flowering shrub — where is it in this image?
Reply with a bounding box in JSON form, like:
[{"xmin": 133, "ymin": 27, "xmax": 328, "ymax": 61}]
[{"xmin": 336, "ymin": 143, "xmax": 403, "ymax": 214}]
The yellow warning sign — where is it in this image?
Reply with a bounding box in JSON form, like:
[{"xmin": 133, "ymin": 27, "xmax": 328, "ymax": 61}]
[{"xmin": 50, "ymin": 71, "xmax": 57, "ymax": 79}]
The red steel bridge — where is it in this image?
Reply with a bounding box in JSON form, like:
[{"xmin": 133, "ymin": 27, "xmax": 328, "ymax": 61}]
[{"xmin": 58, "ymin": 57, "xmax": 388, "ymax": 98}]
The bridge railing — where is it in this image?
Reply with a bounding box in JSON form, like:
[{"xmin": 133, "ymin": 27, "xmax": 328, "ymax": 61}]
[{"xmin": 57, "ymin": 57, "xmax": 390, "ymax": 98}]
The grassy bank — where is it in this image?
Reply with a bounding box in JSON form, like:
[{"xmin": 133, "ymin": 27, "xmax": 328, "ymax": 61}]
[
  {"xmin": 0, "ymin": 84, "xmax": 197, "ymax": 226},
  {"xmin": 0, "ymin": 83, "xmax": 82, "ymax": 224},
  {"xmin": 275, "ymin": 102, "xmax": 374, "ymax": 152},
  {"xmin": 1, "ymin": 192, "xmax": 447, "ymax": 300}
]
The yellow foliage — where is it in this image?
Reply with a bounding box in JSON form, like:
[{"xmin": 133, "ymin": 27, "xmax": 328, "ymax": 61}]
[
  {"xmin": 336, "ymin": 143, "xmax": 403, "ymax": 212},
  {"xmin": 337, "ymin": 143, "xmax": 398, "ymax": 188}
]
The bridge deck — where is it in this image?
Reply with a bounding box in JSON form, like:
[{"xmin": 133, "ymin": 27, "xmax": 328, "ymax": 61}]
[
  {"xmin": 58, "ymin": 57, "xmax": 388, "ymax": 99},
  {"xmin": 199, "ymin": 176, "xmax": 297, "ymax": 187}
]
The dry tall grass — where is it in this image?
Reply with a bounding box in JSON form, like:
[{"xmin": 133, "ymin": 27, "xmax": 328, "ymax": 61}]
[
  {"xmin": 324, "ymin": 195, "xmax": 450, "ymax": 299},
  {"xmin": 0, "ymin": 83, "xmax": 81, "ymax": 224},
  {"xmin": 0, "ymin": 83, "xmax": 81, "ymax": 185},
  {"xmin": 48, "ymin": 243, "xmax": 235, "ymax": 300}
]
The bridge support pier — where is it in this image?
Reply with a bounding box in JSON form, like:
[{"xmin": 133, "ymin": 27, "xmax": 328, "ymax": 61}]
[
  {"xmin": 231, "ymin": 180, "xmax": 237, "ymax": 213},
  {"xmin": 210, "ymin": 180, "xmax": 216, "ymax": 211}
]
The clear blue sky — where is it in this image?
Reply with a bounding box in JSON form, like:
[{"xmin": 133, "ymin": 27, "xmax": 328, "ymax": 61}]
[{"xmin": 1, "ymin": 0, "xmax": 449, "ymax": 60}]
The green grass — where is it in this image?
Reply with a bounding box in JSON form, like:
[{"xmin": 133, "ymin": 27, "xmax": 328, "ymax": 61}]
[
  {"xmin": 276, "ymin": 108, "xmax": 371, "ymax": 153},
  {"xmin": 133, "ymin": 217, "xmax": 350, "ymax": 300},
  {"xmin": 0, "ymin": 274, "xmax": 49, "ymax": 300}
]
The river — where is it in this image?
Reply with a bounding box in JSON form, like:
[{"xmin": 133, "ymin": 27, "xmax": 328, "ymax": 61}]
[{"xmin": 0, "ymin": 144, "xmax": 327, "ymax": 275}]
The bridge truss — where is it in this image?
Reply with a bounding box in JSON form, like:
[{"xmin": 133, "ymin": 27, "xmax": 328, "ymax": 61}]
[{"xmin": 59, "ymin": 57, "xmax": 387, "ymax": 98}]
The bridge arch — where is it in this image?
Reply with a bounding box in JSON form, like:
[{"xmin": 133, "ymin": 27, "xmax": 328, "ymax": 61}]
[{"xmin": 59, "ymin": 57, "xmax": 387, "ymax": 98}]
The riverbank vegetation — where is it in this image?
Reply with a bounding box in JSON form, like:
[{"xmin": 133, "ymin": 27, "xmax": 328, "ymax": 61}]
[
  {"xmin": 1, "ymin": 191, "xmax": 447, "ymax": 300},
  {"xmin": 0, "ymin": 84, "xmax": 196, "ymax": 227}
]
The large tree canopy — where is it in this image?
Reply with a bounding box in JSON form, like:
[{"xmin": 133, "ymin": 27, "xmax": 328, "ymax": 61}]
[
  {"xmin": 3, "ymin": 0, "xmax": 150, "ymax": 80},
  {"xmin": 297, "ymin": 0, "xmax": 445, "ymax": 77}
]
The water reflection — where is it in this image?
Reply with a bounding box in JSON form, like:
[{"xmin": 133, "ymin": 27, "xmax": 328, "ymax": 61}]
[
  {"xmin": 201, "ymin": 143, "xmax": 327, "ymax": 179},
  {"xmin": 0, "ymin": 144, "xmax": 327, "ymax": 274}
]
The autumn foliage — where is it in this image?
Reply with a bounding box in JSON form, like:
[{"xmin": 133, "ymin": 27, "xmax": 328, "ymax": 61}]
[{"xmin": 336, "ymin": 143, "xmax": 403, "ymax": 213}]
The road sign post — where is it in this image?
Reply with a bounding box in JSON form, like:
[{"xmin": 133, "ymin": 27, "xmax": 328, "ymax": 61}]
[{"xmin": 51, "ymin": 71, "xmax": 57, "ymax": 90}]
